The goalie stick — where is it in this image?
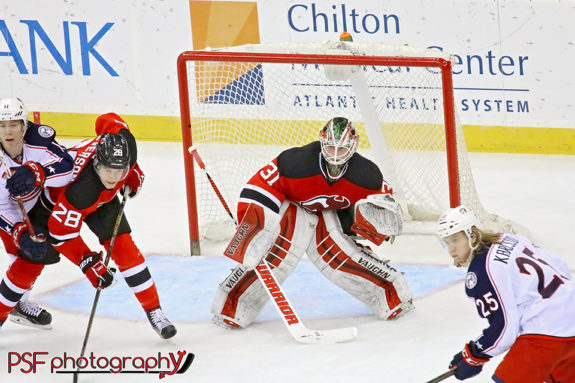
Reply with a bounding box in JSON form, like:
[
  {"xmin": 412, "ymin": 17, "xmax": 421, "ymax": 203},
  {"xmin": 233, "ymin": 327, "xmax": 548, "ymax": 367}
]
[
  {"xmin": 189, "ymin": 146, "xmax": 358, "ymax": 344},
  {"xmin": 425, "ymin": 368, "xmax": 456, "ymax": 383}
]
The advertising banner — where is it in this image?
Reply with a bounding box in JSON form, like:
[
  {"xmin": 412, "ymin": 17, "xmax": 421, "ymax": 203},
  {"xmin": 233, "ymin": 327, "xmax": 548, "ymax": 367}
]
[{"xmin": 1, "ymin": 0, "xmax": 574, "ymax": 150}]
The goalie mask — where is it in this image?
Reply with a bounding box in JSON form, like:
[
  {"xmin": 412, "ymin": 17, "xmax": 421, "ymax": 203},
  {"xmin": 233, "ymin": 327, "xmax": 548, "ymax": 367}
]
[
  {"xmin": 94, "ymin": 133, "xmax": 130, "ymax": 188},
  {"xmin": 320, "ymin": 117, "xmax": 359, "ymax": 179}
]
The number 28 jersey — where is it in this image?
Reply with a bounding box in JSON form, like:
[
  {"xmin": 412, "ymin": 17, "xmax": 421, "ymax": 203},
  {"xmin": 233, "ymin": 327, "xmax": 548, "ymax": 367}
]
[
  {"xmin": 465, "ymin": 233, "xmax": 575, "ymax": 357},
  {"xmin": 236, "ymin": 141, "xmax": 392, "ymax": 222}
]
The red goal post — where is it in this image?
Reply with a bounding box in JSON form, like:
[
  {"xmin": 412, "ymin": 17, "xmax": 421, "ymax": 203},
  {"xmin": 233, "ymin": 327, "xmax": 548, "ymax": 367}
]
[{"xmin": 177, "ymin": 42, "xmax": 521, "ymax": 255}]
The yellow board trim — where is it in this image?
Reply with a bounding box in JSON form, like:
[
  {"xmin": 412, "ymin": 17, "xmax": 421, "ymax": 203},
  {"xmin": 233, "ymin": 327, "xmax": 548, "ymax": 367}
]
[
  {"xmin": 36, "ymin": 112, "xmax": 575, "ymax": 155},
  {"xmin": 462, "ymin": 125, "xmax": 575, "ymax": 154},
  {"xmin": 38, "ymin": 112, "xmax": 183, "ymax": 141}
]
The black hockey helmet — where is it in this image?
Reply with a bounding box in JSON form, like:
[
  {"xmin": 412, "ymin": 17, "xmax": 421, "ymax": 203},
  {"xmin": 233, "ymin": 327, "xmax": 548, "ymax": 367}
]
[{"xmin": 94, "ymin": 133, "xmax": 130, "ymax": 170}]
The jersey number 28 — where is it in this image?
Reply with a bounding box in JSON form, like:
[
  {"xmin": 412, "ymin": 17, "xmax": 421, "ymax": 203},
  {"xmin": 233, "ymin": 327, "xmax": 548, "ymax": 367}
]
[{"xmin": 52, "ymin": 202, "xmax": 82, "ymax": 228}]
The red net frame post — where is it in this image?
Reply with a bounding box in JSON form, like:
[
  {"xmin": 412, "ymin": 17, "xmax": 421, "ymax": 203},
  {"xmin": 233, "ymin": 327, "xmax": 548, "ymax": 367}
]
[{"xmin": 177, "ymin": 50, "xmax": 459, "ymax": 256}]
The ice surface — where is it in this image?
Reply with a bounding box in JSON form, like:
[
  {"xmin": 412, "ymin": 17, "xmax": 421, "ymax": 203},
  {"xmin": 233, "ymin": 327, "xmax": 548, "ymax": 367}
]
[{"xmin": 1, "ymin": 141, "xmax": 573, "ymax": 382}]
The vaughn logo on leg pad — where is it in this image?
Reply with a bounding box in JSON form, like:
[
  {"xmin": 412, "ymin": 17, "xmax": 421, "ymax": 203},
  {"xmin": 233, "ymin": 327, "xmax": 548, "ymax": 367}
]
[
  {"xmin": 224, "ymin": 205, "xmax": 265, "ymax": 264},
  {"xmin": 225, "ymin": 223, "xmax": 252, "ymax": 259},
  {"xmin": 7, "ymin": 350, "xmax": 194, "ymax": 379}
]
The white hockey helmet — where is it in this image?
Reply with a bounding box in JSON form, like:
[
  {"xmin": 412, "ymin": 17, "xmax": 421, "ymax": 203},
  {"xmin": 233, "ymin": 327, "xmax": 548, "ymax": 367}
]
[
  {"xmin": 319, "ymin": 117, "xmax": 359, "ymax": 166},
  {"xmin": 0, "ymin": 98, "xmax": 28, "ymax": 125},
  {"xmin": 437, "ymin": 205, "xmax": 479, "ymax": 240}
]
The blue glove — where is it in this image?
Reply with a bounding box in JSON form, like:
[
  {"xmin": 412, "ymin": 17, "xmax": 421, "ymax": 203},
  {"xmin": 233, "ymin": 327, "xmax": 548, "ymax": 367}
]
[
  {"xmin": 6, "ymin": 162, "xmax": 46, "ymax": 197},
  {"xmin": 449, "ymin": 342, "xmax": 490, "ymax": 380},
  {"xmin": 12, "ymin": 222, "xmax": 48, "ymax": 262}
]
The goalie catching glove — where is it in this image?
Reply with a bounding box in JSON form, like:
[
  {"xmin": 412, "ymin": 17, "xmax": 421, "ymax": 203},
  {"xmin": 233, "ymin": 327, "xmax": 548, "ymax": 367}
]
[{"xmin": 351, "ymin": 194, "xmax": 403, "ymax": 245}]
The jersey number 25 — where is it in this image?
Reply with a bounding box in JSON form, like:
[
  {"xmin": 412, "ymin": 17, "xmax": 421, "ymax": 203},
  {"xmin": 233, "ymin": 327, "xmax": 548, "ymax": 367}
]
[{"xmin": 516, "ymin": 247, "xmax": 565, "ymax": 299}]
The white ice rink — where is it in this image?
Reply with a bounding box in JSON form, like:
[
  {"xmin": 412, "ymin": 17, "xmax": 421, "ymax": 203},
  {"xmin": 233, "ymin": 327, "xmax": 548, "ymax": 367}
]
[{"xmin": 1, "ymin": 140, "xmax": 574, "ymax": 383}]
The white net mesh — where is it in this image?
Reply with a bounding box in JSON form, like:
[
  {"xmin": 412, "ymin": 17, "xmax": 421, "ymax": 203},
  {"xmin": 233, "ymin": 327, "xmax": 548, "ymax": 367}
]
[{"xmin": 182, "ymin": 42, "xmax": 524, "ymax": 240}]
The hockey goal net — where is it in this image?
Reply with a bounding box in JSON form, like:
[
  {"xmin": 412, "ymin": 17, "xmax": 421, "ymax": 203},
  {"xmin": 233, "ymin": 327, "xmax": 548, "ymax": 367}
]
[{"xmin": 177, "ymin": 41, "xmax": 522, "ymax": 255}]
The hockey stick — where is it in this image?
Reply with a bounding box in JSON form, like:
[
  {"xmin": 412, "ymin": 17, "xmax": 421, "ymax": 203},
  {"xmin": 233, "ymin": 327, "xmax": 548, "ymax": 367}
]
[
  {"xmin": 189, "ymin": 146, "xmax": 358, "ymax": 344},
  {"xmin": 0, "ymin": 149, "xmax": 43, "ymax": 242},
  {"xmin": 425, "ymin": 369, "xmax": 456, "ymax": 383},
  {"xmin": 73, "ymin": 188, "xmax": 129, "ymax": 383}
]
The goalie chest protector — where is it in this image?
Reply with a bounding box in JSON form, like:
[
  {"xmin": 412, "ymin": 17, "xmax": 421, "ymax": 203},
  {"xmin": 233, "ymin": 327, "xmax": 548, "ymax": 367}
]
[{"xmin": 273, "ymin": 141, "xmax": 387, "ymax": 212}]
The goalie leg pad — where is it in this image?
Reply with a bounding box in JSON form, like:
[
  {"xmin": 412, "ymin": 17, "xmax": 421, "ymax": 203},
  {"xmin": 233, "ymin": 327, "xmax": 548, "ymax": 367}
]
[
  {"xmin": 212, "ymin": 203, "xmax": 318, "ymax": 328},
  {"xmin": 307, "ymin": 210, "xmax": 414, "ymax": 320}
]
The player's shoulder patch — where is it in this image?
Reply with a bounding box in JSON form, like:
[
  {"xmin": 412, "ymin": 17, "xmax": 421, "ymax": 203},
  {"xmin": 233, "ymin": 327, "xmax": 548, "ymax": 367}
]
[
  {"xmin": 465, "ymin": 271, "xmax": 478, "ymax": 289},
  {"xmin": 38, "ymin": 125, "xmax": 55, "ymax": 138},
  {"xmin": 24, "ymin": 122, "xmax": 56, "ymax": 146}
]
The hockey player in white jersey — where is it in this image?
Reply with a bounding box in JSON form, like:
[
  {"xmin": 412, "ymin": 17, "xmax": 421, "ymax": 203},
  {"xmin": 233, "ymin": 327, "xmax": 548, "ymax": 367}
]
[
  {"xmin": 0, "ymin": 98, "xmax": 74, "ymax": 330},
  {"xmin": 437, "ymin": 205, "xmax": 575, "ymax": 383}
]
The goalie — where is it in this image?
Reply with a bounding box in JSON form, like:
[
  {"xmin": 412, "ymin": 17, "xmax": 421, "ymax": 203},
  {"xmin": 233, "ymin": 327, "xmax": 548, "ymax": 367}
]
[{"xmin": 212, "ymin": 117, "xmax": 414, "ymax": 329}]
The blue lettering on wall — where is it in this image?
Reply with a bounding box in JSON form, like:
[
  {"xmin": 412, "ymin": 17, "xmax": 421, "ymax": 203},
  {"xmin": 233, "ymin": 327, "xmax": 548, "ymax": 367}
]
[
  {"xmin": 461, "ymin": 98, "xmax": 529, "ymax": 113},
  {"xmin": 0, "ymin": 19, "xmax": 118, "ymax": 76},
  {"xmin": 288, "ymin": 3, "xmax": 400, "ymax": 35},
  {"xmin": 0, "ymin": 20, "xmax": 28, "ymax": 74},
  {"xmin": 72, "ymin": 22, "xmax": 117, "ymax": 76},
  {"xmin": 428, "ymin": 45, "xmax": 528, "ymax": 77},
  {"xmin": 21, "ymin": 20, "xmax": 72, "ymax": 75}
]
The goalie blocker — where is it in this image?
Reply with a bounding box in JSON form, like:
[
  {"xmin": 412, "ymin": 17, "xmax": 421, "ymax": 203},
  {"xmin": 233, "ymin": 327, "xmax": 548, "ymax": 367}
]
[{"xmin": 212, "ymin": 201, "xmax": 414, "ymax": 328}]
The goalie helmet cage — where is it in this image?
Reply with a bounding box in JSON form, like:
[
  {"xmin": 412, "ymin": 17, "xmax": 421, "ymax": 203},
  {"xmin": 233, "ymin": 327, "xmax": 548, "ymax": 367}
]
[{"xmin": 177, "ymin": 42, "xmax": 520, "ymax": 255}]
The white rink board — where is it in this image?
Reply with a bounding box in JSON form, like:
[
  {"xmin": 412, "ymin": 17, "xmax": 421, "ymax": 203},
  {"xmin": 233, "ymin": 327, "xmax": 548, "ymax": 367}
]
[{"xmin": 0, "ymin": 0, "xmax": 574, "ymax": 129}]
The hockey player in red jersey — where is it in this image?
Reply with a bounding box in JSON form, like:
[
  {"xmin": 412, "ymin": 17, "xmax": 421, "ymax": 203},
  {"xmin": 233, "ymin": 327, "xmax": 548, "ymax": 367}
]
[
  {"xmin": 437, "ymin": 205, "xmax": 575, "ymax": 383},
  {"xmin": 0, "ymin": 97, "xmax": 74, "ymax": 330},
  {"xmin": 212, "ymin": 117, "xmax": 414, "ymax": 329},
  {"xmin": 46, "ymin": 113, "xmax": 177, "ymax": 339}
]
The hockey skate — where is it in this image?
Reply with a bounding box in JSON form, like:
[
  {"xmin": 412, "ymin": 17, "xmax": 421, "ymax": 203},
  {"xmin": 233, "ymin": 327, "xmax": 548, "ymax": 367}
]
[
  {"xmin": 9, "ymin": 301, "xmax": 53, "ymax": 330},
  {"xmin": 146, "ymin": 306, "xmax": 177, "ymax": 339}
]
